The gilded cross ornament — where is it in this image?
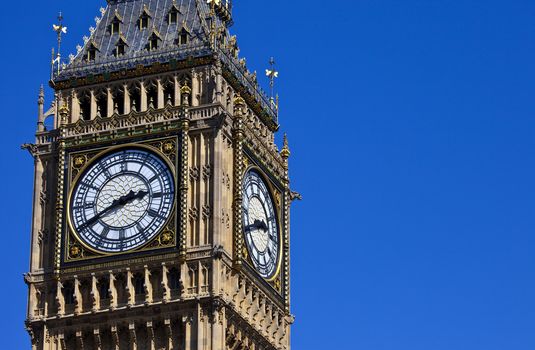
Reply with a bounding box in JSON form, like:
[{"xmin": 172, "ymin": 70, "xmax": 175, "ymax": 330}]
[
  {"xmin": 266, "ymin": 57, "xmax": 279, "ymax": 103},
  {"xmin": 52, "ymin": 12, "xmax": 67, "ymax": 74}
]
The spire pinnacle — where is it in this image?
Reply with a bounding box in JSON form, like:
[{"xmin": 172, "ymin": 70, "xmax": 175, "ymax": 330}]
[
  {"xmin": 52, "ymin": 12, "xmax": 68, "ymax": 75},
  {"xmin": 280, "ymin": 133, "xmax": 291, "ymax": 159}
]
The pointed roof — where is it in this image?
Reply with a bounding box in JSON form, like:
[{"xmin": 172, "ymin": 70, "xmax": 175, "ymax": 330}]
[
  {"xmin": 53, "ymin": 0, "xmax": 278, "ymax": 129},
  {"xmin": 111, "ymin": 8, "xmax": 124, "ymax": 23},
  {"xmin": 169, "ymin": 1, "xmax": 181, "ymax": 13},
  {"xmin": 140, "ymin": 4, "xmax": 153, "ymax": 18},
  {"xmin": 56, "ymin": 0, "xmax": 215, "ymax": 80}
]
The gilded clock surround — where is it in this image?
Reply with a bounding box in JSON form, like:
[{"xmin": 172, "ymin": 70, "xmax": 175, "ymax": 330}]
[
  {"xmin": 241, "ymin": 164, "xmax": 284, "ymax": 287},
  {"xmin": 64, "ymin": 139, "xmax": 179, "ymax": 263}
]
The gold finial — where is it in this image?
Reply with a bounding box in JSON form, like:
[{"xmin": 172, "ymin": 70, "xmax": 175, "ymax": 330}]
[
  {"xmin": 180, "ymin": 85, "xmax": 192, "ymax": 106},
  {"xmin": 280, "ymin": 133, "xmax": 291, "ymax": 158},
  {"xmin": 233, "ymin": 94, "xmax": 246, "ymax": 116},
  {"xmin": 59, "ymin": 103, "xmax": 70, "ymax": 124}
]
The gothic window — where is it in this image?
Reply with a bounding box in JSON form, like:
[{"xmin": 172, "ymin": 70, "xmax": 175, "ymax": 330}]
[
  {"xmin": 99, "ymin": 279, "xmax": 110, "ymax": 300},
  {"xmin": 78, "ymin": 92, "xmax": 91, "ymax": 121},
  {"xmin": 115, "ymin": 37, "xmax": 128, "ymax": 57},
  {"xmin": 63, "ymin": 282, "xmax": 75, "ymax": 305},
  {"xmin": 86, "ymin": 42, "xmax": 99, "ymax": 62},
  {"xmin": 168, "ymin": 3, "xmax": 181, "ymax": 24},
  {"xmin": 178, "ymin": 27, "xmax": 190, "ymax": 46},
  {"xmin": 163, "ymin": 80, "xmax": 175, "ymax": 105},
  {"xmin": 87, "ymin": 48, "xmax": 96, "ymax": 61},
  {"xmin": 139, "ymin": 6, "xmax": 152, "ymax": 30},
  {"xmin": 146, "ymin": 81, "xmax": 158, "ymax": 108},
  {"xmin": 111, "ymin": 87, "xmax": 125, "ymax": 115},
  {"xmin": 140, "ymin": 16, "xmax": 149, "ymax": 29},
  {"xmin": 128, "ymin": 83, "xmax": 141, "ymax": 112},
  {"xmin": 134, "ymin": 274, "xmax": 144, "ymax": 296},
  {"xmin": 111, "ymin": 21, "xmax": 120, "ymax": 34},
  {"xmin": 168, "ymin": 268, "xmax": 180, "ymax": 291},
  {"xmin": 110, "ymin": 12, "xmax": 123, "ymax": 34},
  {"xmin": 147, "ymin": 32, "xmax": 162, "ymax": 51},
  {"xmin": 96, "ymin": 90, "xmax": 108, "ymax": 118}
]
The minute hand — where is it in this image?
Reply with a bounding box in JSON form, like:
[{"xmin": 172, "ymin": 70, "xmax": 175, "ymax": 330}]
[{"xmin": 84, "ymin": 190, "xmax": 149, "ymax": 227}]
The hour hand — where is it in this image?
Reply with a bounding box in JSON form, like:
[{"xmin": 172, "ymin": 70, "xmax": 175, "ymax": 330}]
[{"xmin": 245, "ymin": 219, "xmax": 268, "ymax": 232}]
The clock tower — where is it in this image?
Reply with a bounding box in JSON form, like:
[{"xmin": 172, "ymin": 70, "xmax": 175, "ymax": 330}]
[{"xmin": 23, "ymin": 1, "xmax": 295, "ymax": 349}]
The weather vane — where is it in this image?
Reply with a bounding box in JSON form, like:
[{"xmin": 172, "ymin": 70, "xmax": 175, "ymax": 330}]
[
  {"xmin": 266, "ymin": 57, "xmax": 279, "ymax": 106},
  {"xmin": 52, "ymin": 12, "xmax": 68, "ymax": 74}
]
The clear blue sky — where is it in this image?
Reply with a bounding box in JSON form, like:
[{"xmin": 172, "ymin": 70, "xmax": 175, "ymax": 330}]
[{"xmin": 1, "ymin": 0, "xmax": 534, "ymax": 349}]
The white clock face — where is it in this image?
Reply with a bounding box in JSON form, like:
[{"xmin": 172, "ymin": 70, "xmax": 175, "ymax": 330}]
[
  {"xmin": 69, "ymin": 148, "xmax": 175, "ymax": 253},
  {"xmin": 242, "ymin": 169, "xmax": 280, "ymax": 279}
]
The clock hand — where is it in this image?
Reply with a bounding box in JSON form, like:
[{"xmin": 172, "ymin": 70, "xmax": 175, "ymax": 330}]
[
  {"xmin": 82, "ymin": 190, "xmax": 149, "ymax": 228},
  {"xmin": 244, "ymin": 219, "xmax": 268, "ymax": 232}
]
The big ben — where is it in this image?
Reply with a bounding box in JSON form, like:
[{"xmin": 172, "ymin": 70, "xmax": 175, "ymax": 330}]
[{"xmin": 23, "ymin": 1, "xmax": 295, "ymax": 349}]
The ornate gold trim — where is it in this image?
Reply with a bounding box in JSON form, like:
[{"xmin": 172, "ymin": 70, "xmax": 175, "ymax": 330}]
[
  {"xmin": 241, "ymin": 165, "xmax": 283, "ymax": 283},
  {"xmin": 64, "ymin": 139, "xmax": 179, "ymax": 262}
]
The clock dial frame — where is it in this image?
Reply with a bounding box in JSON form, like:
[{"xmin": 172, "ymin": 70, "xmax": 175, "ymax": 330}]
[
  {"xmin": 67, "ymin": 145, "xmax": 176, "ymax": 254},
  {"xmin": 242, "ymin": 168, "xmax": 281, "ymax": 280}
]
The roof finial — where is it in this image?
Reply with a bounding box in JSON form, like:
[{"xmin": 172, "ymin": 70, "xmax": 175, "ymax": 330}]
[
  {"xmin": 52, "ymin": 12, "xmax": 68, "ymax": 75},
  {"xmin": 266, "ymin": 57, "xmax": 279, "ymax": 109},
  {"xmin": 280, "ymin": 133, "xmax": 291, "ymax": 159}
]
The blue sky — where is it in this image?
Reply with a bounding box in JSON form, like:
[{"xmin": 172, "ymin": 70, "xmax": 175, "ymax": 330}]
[{"xmin": 1, "ymin": 0, "xmax": 535, "ymax": 348}]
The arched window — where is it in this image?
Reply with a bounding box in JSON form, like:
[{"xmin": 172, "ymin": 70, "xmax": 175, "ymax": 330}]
[
  {"xmin": 168, "ymin": 268, "xmax": 180, "ymax": 291},
  {"xmin": 86, "ymin": 41, "xmax": 99, "ymax": 62},
  {"xmin": 99, "ymin": 278, "xmax": 110, "ymax": 299},
  {"xmin": 139, "ymin": 5, "xmax": 152, "ymax": 30},
  {"xmin": 147, "ymin": 31, "xmax": 162, "ymax": 51},
  {"xmin": 63, "ymin": 282, "xmax": 75, "ymax": 305},
  {"xmin": 178, "ymin": 26, "xmax": 190, "ymax": 46},
  {"xmin": 168, "ymin": 3, "xmax": 181, "ymax": 24},
  {"xmin": 115, "ymin": 36, "xmax": 128, "ymax": 57},
  {"xmin": 134, "ymin": 274, "xmax": 144, "ymax": 296},
  {"xmin": 110, "ymin": 10, "xmax": 123, "ymax": 34}
]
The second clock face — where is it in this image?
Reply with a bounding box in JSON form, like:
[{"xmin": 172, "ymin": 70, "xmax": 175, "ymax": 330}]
[
  {"xmin": 242, "ymin": 169, "xmax": 280, "ymax": 279},
  {"xmin": 69, "ymin": 148, "xmax": 175, "ymax": 253}
]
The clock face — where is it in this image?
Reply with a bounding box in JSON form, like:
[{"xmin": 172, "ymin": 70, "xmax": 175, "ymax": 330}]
[
  {"xmin": 242, "ymin": 169, "xmax": 280, "ymax": 279},
  {"xmin": 69, "ymin": 148, "xmax": 175, "ymax": 253}
]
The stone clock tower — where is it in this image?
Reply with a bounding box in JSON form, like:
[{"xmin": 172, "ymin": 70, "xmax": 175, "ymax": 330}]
[{"xmin": 23, "ymin": 1, "xmax": 295, "ymax": 349}]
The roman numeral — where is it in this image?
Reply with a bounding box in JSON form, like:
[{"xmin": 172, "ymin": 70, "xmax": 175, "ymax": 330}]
[
  {"xmin": 147, "ymin": 209, "xmax": 165, "ymax": 219},
  {"xmin": 81, "ymin": 181, "xmax": 99, "ymax": 191}
]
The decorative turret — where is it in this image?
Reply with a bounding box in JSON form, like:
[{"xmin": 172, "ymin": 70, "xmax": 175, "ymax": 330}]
[
  {"xmin": 280, "ymin": 133, "xmax": 291, "ymax": 159},
  {"xmin": 37, "ymin": 85, "xmax": 45, "ymax": 132}
]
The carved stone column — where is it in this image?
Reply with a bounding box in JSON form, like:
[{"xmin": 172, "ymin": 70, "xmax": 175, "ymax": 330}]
[
  {"xmin": 91, "ymin": 273, "xmax": 99, "ymax": 312},
  {"xmin": 29, "ymin": 153, "xmax": 44, "ymax": 271},
  {"xmin": 144, "ymin": 265, "xmax": 153, "ymax": 304},
  {"xmin": 124, "ymin": 84, "xmax": 131, "ymax": 114},
  {"xmin": 161, "ymin": 263, "xmax": 170, "ymax": 303},
  {"xmin": 140, "ymin": 81, "xmax": 147, "ymax": 112},
  {"xmin": 179, "ymin": 85, "xmax": 192, "ymax": 261},
  {"xmin": 280, "ymin": 135, "xmax": 291, "ymax": 313},
  {"xmin": 37, "ymin": 86, "xmax": 45, "ymax": 131},
  {"xmin": 90, "ymin": 89, "xmax": 97, "ymax": 120},
  {"xmin": 107, "ymin": 87, "xmax": 114, "ymax": 118},
  {"xmin": 56, "ymin": 280, "xmax": 65, "ymax": 317},
  {"xmin": 109, "ymin": 271, "xmax": 118, "ymax": 310},
  {"xmin": 73, "ymin": 276, "xmax": 82, "ymax": 315},
  {"xmin": 129, "ymin": 321, "xmax": 137, "ymax": 350},
  {"xmin": 232, "ymin": 95, "xmax": 246, "ymax": 269},
  {"xmin": 126, "ymin": 268, "xmax": 135, "ymax": 307},
  {"xmin": 157, "ymin": 79, "xmax": 165, "ymax": 109}
]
